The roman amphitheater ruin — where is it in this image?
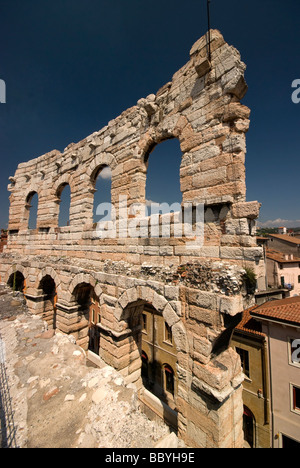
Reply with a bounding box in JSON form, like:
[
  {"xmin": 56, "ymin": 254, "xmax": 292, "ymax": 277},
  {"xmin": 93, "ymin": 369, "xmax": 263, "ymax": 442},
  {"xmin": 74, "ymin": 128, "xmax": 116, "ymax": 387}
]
[{"xmin": 0, "ymin": 30, "xmax": 262, "ymax": 448}]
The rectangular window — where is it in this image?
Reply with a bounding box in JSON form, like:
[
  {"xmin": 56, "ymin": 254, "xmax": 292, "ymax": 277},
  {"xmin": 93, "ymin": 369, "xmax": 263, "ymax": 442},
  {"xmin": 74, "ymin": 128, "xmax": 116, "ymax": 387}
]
[
  {"xmin": 91, "ymin": 308, "xmax": 95, "ymax": 324},
  {"xmin": 282, "ymin": 435, "xmax": 300, "ymax": 448},
  {"xmin": 292, "ymin": 385, "xmax": 300, "ymax": 412},
  {"xmin": 164, "ymin": 322, "xmax": 173, "ymax": 344},
  {"xmin": 236, "ymin": 347, "xmax": 250, "ymax": 379},
  {"xmin": 142, "ymin": 313, "xmax": 147, "ymax": 332}
]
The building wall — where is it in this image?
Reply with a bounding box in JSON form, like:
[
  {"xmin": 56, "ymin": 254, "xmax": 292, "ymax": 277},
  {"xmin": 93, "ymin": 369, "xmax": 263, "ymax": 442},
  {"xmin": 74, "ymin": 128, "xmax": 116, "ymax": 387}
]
[
  {"xmin": 268, "ymin": 237, "xmax": 300, "ymax": 258},
  {"xmin": 0, "ymin": 29, "xmax": 263, "ymax": 448},
  {"xmin": 261, "ymin": 321, "xmax": 300, "ymax": 447},
  {"xmin": 231, "ymin": 333, "xmax": 270, "ymax": 448},
  {"xmin": 266, "ymin": 259, "xmax": 300, "ymax": 296},
  {"xmin": 141, "ymin": 304, "xmax": 178, "ymax": 413}
]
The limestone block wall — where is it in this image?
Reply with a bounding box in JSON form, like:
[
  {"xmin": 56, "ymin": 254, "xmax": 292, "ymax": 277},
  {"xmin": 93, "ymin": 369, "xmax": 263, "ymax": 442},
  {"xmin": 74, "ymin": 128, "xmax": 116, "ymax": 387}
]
[{"xmin": 0, "ymin": 30, "xmax": 263, "ymax": 448}]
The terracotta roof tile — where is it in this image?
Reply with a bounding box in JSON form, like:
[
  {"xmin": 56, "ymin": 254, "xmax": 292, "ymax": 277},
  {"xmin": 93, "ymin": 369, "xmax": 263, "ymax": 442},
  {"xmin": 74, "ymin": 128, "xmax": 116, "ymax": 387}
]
[
  {"xmin": 266, "ymin": 248, "xmax": 300, "ymax": 263},
  {"xmin": 269, "ymin": 234, "xmax": 300, "ymax": 245},
  {"xmin": 250, "ymin": 296, "xmax": 300, "ymax": 326},
  {"xmin": 235, "ymin": 306, "xmax": 265, "ymax": 337}
]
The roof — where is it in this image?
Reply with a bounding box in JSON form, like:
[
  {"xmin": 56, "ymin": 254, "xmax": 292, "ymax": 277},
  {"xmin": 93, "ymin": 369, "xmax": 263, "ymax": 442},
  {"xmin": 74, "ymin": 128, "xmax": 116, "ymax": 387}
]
[
  {"xmin": 266, "ymin": 248, "xmax": 300, "ymax": 264},
  {"xmin": 256, "ymin": 236, "xmax": 269, "ymax": 244},
  {"xmin": 269, "ymin": 234, "xmax": 300, "ymax": 246},
  {"xmin": 250, "ymin": 296, "xmax": 300, "ymax": 327},
  {"xmin": 235, "ymin": 306, "xmax": 265, "ymax": 338}
]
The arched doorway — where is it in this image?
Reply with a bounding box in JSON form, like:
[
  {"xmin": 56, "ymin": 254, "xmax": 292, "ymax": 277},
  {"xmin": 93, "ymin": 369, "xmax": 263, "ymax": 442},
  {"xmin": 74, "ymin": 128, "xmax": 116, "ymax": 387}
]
[
  {"xmin": 243, "ymin": 406, "xmax": 256, "ymax": 448},
  {"xmin": 73, "ymin": 283, "xmax": 101, "ymax": 353},
  {"xmin": 163, "ymin": 364, "xmax": 175, "ymax": 398},
  {"xmin": 7, "ymin": 271, "xmax": 26, "ymax": 293},
  {"xmin": 39, "ymin": 275, "xmax": 57, "ymax": 329}
]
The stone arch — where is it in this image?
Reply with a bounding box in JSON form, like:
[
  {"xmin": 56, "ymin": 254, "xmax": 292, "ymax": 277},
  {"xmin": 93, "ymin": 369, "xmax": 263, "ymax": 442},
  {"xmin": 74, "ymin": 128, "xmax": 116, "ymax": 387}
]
[
  {"xmin": 37, "ymin": 274, "xmax": 58, "ymax": 329},
  {"xmin": 69, "ymin": 272, "xmax": 103, "ymax": 299},
  {"xmin": 144, "ymin": 138, "xmax": 183, "ymax": 220},
  {"xmin": 115, "ymin": 286, "xmax": 188, "ymax": 354},
  {"xmin": 139, "ymin": 115, "xmax": 190, "ymax": 169},
  {"xmin": 81, "ymin": 153, "xmax": 117, "ymax": 227},
  {"xmin": 5, "ymin": 264, "xmax": 29, "ymax": 296},
  {"xmin": 48, "ymin": 174, "xmax": 76, "ymax": 228},
  {"xmin": 5, "ymin": 264, "xmax": 29, "ymax": 284},
  {"xmin": 87, "ymin": 153, "xmax": 118, "ymax": 181},
  {"xmin": 111, "ymin": 286, "xmax": 188, "ymax": 431},
  {"xmin": 23, "ymin": 189, "xmax": 40, "ymax": 229},
  {"xmin": 91, "ymin": 165, "xmax": 113, "ymax": 225},
  {"xmin": 67, "ymin": 273, "xmax": 103, "ymax": 351},
  {"xmin": 24, "ymin": 183, "xmax": 41, "ymax": 201},
  {"xmin": 7, "ymin": 271, "xmax": 25, "ymax": 293},
  {"xmin": 138, "ymin": 116, "xmax": 201, "ymax": 208},
  {"xmin": 137, "ymin": 130, "xmax": 185, "ymax": 230},
  {"xmin": 52, "ymin": 173, "xmax": 76, "ymax": 199},
  {"xmin": 36, "ymin": 267, "xmax": 62, "ymax": 296}
]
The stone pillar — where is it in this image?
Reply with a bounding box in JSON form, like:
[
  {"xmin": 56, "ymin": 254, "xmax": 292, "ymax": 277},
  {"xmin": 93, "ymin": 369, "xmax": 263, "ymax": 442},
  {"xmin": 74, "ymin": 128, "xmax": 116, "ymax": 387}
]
[{"xmin": 55, "ymin": 300, "xmax": 89, "ymax": 349}]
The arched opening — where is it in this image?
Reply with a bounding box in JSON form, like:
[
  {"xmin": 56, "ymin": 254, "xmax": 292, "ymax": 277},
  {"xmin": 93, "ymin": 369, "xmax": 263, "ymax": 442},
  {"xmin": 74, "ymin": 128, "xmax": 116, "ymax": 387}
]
[
  {"xmin": 141, "ymin": 304, "xmax": 177, "ymax": 409},
  {"xmin": 57, "ymin": 183, "xmax": 71, "ymax": 227},
  {"xmin": 7, "ymin": 271, "xmax": 26, "ymax": 293},
  {"xmin": 120, "ymin": 301, "xmax": 178, "ymax": 430},
  {"xmin": 26, "ymin": 192, "xmax": 38, "ymax": 229},
  {"xmin": 243, "ymin": 406, "xmax": 256, "ymax": 448},
  {"xmin": 92, "ymin": 165, "xmax": 112, "ymax": 224},
  {"xmin": 163, "ymin": 364, "xmax": 175, "ymax": 397},
  {"xmin": 39, "ymin": 275, "xmax": 57, "ymax": 329},
  {"xmin": 145, "ymin": 139, "xmax": 182, "ymax": 217},
  {"xmin": 73, "ymin": 283, "xmax": 100, "ymax": 353}
]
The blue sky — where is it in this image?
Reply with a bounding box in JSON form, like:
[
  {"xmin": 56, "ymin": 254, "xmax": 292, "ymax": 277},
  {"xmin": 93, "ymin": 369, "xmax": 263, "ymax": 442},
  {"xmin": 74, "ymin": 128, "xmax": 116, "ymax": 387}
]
[{"xmin": 0, "ymin": 0, "xmax": 300, "ymax": 229}]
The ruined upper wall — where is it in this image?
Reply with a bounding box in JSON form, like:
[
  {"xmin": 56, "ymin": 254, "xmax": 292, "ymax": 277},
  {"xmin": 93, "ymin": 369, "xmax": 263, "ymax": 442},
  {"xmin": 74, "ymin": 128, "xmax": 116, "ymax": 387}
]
[
  {"xmin": 7, "ymin": 30, "xmax": 256, "ymax": 232},
  {"xmin": 4, "ymin": 29, "xmax": 262, "ymax": 275}
]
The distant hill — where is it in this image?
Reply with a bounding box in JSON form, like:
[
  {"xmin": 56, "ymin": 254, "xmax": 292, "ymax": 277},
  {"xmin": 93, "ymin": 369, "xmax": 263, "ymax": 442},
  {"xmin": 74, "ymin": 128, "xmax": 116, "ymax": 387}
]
[{"xmin": 257, "ymin": 227, "xmax": 300, "ymax": 237}]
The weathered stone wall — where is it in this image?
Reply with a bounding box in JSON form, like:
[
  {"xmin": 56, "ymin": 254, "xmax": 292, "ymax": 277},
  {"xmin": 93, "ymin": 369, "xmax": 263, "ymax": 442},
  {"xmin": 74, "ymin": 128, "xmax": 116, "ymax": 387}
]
[{"xmin": 0, "ymin": 30, "xmax": 262, "ymax": 448}]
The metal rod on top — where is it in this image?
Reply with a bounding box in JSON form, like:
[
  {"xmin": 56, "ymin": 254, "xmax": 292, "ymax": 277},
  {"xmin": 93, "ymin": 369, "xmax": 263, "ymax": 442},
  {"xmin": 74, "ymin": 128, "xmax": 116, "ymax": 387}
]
[{"xmin": 207, "ymin": 0, "xmax": 211, "ymax": 62}]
